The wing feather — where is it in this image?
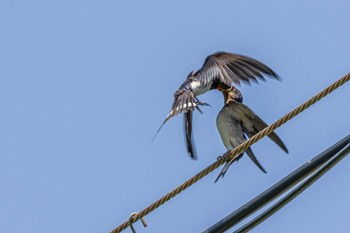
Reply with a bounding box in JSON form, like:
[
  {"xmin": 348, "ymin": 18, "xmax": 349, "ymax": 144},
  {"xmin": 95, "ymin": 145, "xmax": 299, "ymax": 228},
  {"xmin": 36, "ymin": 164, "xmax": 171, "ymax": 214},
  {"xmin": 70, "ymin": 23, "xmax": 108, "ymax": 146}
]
[
  {"xmin": 231, "ymin": 101, "xmax": 289, "ymax": 153},
  {"xmin": 196, "ymin": 52, "xmax": 280, "ymax": 87}
]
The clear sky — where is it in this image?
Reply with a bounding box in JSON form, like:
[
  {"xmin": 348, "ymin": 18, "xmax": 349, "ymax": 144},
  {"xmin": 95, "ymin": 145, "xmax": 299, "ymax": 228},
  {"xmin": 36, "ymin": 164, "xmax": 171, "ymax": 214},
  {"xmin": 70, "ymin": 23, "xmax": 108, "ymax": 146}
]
[{"xmin": 1, "ymin": 1, "xmax": 349, "ymax": 233}]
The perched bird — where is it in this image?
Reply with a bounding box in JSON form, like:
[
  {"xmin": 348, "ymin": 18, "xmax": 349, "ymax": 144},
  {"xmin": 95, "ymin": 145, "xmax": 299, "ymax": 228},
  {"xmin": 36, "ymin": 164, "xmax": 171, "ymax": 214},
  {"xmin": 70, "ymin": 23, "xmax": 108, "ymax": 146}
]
[
  {"xmin": 214, "ymin": 86, "xmax": 288, "ymax": 182},
  {"xmin": 154, "ymin": 51, "xmax": 281, "ymax": 159}
]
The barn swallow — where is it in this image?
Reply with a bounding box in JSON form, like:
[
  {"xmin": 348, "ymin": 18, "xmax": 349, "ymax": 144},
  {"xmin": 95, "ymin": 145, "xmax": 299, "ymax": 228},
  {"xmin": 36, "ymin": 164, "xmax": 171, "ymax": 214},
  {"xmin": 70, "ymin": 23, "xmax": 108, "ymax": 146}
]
[
  {"xmin": 214, "ymin": 86, "xmax": 288, "ymax": 182},
  {"xmin": 153, "ymin": 51, "xmax": 281, "ymax": 159}
]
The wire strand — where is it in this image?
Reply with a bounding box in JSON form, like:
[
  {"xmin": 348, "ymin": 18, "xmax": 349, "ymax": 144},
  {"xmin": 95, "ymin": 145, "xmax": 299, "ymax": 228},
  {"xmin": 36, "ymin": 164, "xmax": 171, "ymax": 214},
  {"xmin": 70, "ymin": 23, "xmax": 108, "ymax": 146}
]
[{"xmin": 110, "ymin": 73, "xmax": 350, "ymax": 233}]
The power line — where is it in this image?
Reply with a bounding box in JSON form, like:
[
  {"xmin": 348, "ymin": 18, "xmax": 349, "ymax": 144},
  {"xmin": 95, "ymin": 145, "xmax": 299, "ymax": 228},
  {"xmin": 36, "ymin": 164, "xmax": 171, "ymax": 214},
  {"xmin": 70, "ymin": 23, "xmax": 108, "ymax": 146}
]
[
  {"xmin": 235, "ymin": 142, "xmax": 350, "ymax": 233},
  {"xmin": 203, "ymin": 134, "xmax": 350, "ymax": 233},
  {"xmin": 110, "ymin": 73, "xmax": 350, "ymax": 233}
]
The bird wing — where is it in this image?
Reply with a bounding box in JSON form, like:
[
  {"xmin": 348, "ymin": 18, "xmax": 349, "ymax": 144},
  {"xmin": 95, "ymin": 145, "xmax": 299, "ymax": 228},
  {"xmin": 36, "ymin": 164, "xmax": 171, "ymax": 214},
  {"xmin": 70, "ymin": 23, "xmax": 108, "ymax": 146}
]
[
  {"xmin": 215, "ymin": 104, "xmax": 267, "ymax": 182},
  {"xmin": 229, "ymin": 101, "xmax": 289, "ymax": 153},
  {"xmin": 196, "ymin": 52, "xmax": 280, "ymax": 87}
]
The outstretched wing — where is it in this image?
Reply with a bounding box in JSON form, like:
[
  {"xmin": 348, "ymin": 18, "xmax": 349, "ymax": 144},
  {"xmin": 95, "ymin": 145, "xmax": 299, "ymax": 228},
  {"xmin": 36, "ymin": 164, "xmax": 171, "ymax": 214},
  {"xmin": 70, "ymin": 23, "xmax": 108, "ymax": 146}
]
[
  {"xmin": 230, "ymin": 101, "xmax": 289, "ymax": 153},
  {"xmin": 196, "ymin": 52, "xmax": 280, "ymax": 87}
]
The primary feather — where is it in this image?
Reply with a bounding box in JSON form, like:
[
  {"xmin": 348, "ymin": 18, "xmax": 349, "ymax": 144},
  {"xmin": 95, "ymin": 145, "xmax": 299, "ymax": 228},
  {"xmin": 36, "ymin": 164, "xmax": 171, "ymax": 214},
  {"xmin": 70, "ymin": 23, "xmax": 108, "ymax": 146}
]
[{"xmin": 155, "ymin": 51, "xmax": 281, "ymax": 159}]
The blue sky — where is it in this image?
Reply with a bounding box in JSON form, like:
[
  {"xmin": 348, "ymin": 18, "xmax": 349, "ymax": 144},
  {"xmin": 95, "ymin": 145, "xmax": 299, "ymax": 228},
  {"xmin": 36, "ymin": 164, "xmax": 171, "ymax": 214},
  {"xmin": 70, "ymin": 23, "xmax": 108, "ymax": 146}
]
[{"xmin": 1, "ymin": 1, "xmax": 349, "ymax": 232}]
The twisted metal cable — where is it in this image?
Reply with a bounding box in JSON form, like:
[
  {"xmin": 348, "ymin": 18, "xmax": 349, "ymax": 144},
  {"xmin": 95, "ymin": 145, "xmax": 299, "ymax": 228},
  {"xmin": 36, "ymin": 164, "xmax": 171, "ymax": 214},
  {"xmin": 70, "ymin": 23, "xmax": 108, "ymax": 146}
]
[
  {"xmin": 110, "ymin": 73, "xmax": 350, "ymax": 233},
  {"xmin": 234, "ymin": 142, "xmax": 350, "ymax": 233}
]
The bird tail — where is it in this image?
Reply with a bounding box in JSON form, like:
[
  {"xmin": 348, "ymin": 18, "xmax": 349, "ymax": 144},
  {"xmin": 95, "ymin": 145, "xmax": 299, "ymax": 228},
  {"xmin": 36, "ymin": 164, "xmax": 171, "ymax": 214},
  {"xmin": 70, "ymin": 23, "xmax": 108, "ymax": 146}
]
[
  {"xmin": 214, "ymin": 159, "xmax": 235, "ymax": 183},
  {"xmin": 214, "ymin": 153, "xmax": 243, "ymax": 183},
  {"xmin": 214, "ymin": 148, "xmax": 266, "ymax": 183},
  {"xmin": 151, "ymin": 112, "xmax": 173, "ymax": 142},
  {"xmin": 245, "ymin": 147, "xmax": 267, "ymax": 173},
  {"xmin": 184, "ymin": 111, "xmax": 197, "ymax": 159}
]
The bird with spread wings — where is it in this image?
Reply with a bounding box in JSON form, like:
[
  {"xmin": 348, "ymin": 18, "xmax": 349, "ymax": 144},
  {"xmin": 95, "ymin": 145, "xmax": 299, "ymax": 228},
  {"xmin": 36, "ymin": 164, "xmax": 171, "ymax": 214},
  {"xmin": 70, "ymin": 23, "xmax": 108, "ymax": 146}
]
[{"xmin": 154, "ymin": 51, "xmax": 281, "ymax": 159}]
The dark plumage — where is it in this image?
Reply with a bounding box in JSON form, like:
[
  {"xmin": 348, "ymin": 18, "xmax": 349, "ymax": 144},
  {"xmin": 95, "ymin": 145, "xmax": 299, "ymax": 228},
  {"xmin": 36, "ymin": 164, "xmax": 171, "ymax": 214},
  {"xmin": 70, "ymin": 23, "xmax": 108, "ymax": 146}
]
[
  {"xmin": 154, "ymin": 51, "xmax": 281, "ymax": 159},
  {"xmin": 215, "ymin": 87, "xmax": 288, "ymax": 182}
]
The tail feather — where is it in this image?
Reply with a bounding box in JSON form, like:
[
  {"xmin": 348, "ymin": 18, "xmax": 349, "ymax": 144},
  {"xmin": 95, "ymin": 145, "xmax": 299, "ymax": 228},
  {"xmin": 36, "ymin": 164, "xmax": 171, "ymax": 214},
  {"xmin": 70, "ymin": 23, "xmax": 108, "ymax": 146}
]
[
  {"xmin": 214, "ymin": 159, "xmax": 235, "ymax": 183},
  {"xmin": 245, "ymin": 147, "xmax": 267, "ymax": 173},
  {"xmin": 214, "ymin": 153, "xmax": 245, "ymax": 183},
  {"xmin": 151, "ymin": 112, "xmax": 173, "ymax": 142},
  {"xmin": 184, "ymin": 111, "xmax": 197, "ymax": 159}
]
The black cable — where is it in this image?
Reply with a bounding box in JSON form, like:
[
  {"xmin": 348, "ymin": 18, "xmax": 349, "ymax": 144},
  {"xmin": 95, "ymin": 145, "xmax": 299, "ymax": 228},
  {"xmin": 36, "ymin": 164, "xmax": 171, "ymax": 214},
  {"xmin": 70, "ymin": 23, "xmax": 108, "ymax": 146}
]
[
  {"xmin": 202, "ymin": 134, "xmax": 350, "ymax": 233},
  {"xmin": 234, "ymin": 143, "xmax": 350, "ymax": 233}
]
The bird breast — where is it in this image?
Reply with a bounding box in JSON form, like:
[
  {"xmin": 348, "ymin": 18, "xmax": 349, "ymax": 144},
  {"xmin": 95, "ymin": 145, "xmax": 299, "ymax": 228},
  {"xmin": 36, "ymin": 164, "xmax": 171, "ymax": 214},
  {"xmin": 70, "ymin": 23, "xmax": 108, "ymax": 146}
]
[{"xmin": 216, "ymin": 107, "xmax": 245, "ymax": 150}]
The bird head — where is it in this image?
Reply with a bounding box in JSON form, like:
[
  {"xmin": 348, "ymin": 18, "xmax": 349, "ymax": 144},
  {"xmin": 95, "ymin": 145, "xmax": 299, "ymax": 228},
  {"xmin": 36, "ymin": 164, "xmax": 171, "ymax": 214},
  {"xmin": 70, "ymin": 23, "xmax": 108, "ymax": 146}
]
[{"xmin": 218, "ymin": 85, "xmax": 243, "ymax": 104}]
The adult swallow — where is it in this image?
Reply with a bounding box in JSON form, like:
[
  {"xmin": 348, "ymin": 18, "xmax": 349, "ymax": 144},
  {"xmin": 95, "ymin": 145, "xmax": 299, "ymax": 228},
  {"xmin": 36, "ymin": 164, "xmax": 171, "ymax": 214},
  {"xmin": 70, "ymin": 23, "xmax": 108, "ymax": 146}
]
[
  {"xmin": 153, "ymin": 51, "xmax": 281, "ymax": 159},
  {"xmin": 214, "ymin": 86, "xmax": 288, "ymax": 182}
]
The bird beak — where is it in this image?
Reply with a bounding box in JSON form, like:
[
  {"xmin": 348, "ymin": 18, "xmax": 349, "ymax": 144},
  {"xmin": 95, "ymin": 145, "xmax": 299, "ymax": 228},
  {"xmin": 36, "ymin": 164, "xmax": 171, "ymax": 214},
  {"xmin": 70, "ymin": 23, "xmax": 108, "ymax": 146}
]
[{"xmin": 217, "ymin": 84, "xmax": 233, "ymax": 92}]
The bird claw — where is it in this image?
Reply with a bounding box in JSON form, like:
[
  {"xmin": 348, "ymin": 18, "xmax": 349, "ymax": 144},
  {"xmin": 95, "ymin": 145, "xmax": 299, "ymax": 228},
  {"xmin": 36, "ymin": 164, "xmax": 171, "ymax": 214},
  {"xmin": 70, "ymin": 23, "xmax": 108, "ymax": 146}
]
[
  {"xmin": 194, "ymin": 98, "xmax": 211, "ymax": 107},
  {"xmin": 217, "ymin": 152, "xmax": 229, "ymax": 161},
  {"xmin": 217, "ymin": 151, "xmax": 232, "ymax": 161},
  {"xmin": 199, "ymin": 102, "xmax": 211, "ymax": 107}
]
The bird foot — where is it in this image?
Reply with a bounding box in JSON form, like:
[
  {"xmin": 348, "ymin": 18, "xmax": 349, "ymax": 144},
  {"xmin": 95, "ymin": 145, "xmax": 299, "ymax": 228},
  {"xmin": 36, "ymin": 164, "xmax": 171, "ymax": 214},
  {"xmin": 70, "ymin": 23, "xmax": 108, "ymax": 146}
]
[
  {"xmin": 216, "ymin": 152, "xmax": 230, "ymax": 161},
  {"xmin": 194, "ymin": 97, "xmax": 211, "ymax": 107}
]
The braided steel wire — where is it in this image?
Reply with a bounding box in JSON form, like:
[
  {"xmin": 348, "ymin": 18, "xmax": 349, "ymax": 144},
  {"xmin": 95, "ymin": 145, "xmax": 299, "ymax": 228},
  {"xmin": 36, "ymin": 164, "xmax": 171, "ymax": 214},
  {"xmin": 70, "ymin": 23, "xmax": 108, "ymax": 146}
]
[{"xmin": 110, "ymin": 73, "xmax": 350, "ymax": 233}]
